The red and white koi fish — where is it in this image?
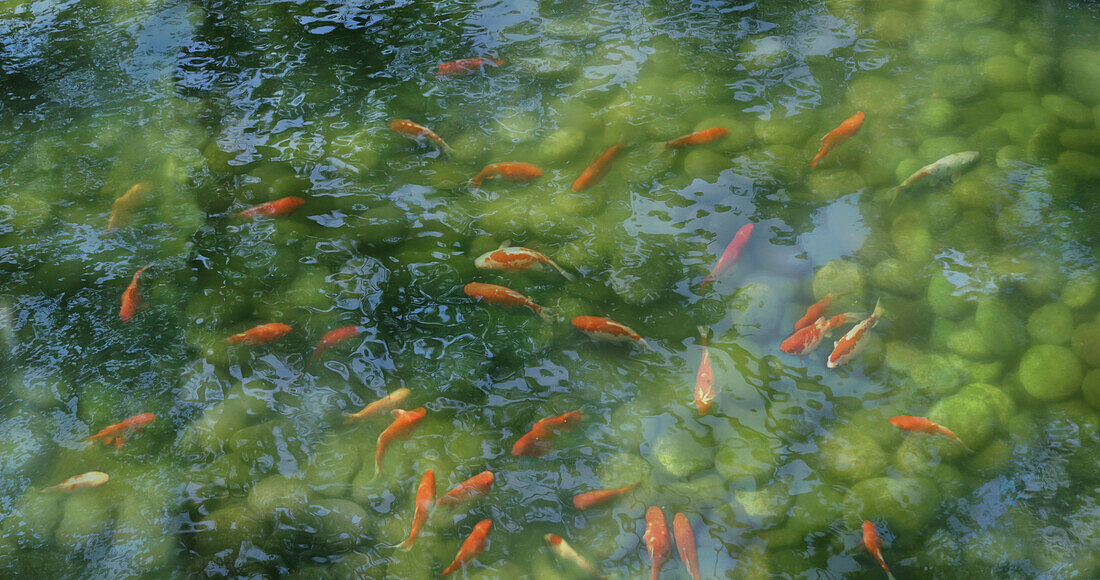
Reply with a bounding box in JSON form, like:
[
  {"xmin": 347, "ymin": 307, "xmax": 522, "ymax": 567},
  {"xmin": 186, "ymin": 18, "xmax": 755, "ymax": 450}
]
[
  {"xmin": 464, "ymin": 282, "xmax": 554, "ymax": 322},
  {"xmin": 106, "ymin": 182, "xmax": 150, "ymax": 234},
  {"xmin": 665, "ymin": 127, "xmax": 729, "ymax": 149},
  {"xmin": 700, "ymin": 222, "xmax": 753, "ymax": 288},
  {"xmin": 827, "ymin": 300, "xmax": 882, "ymax": 368},
  {"xmin": 119, "ymin": 266, "xmax": 149, "ymax": 322},
  {"xmin": 397, "ymin": 469, "xmax": 435, "ymax": 551},
  {"xmin": 235, "ymin": 196, "xmax": 305, "ymax": 218},
  {"xmin": 888, "ymin": 415, "xmax": 974, "ymax": 452},
  {"xmin": 860, "ymin": 520, "xmax": 896, "ymax": 580},
  {"xmin": 571, "ymin": 316, "xmax": 649, "ymax": 349},
  {"xmin": 474, "ymin": 242, "xmax": 574, "ymax": 280},
  {"xmin": 545, "ymin": 534, "xmax": 605, "ymax": 579},
  {"xmin": 781, "ymin": 313, "xmax": 857, "ymax": 361},
  {"xmin": 440, "ymin": 519, "xmax": 493, "ymax": 577},
  {"xmin": 469, "ymin": 162, "xmax": 542, "ymax": 189},
  {"xmin": 344, "ymin": 388, "xmax": 411, "ymax": 423},
  {"xmin": 312, "ymin": 325, "xmax": 363, "ymax": 361},
  {"xmin": 436, "ymin": 57, "xmax": 503, "ymax": 76},
  {"xmin": 673, "ymin": 513, "xmax": 701, "ymax": 580},
  {"xmin": 889, "ymin": 150, "xmax": 980, "ymax": 202},
  {"xmin": 573, "ymin": 142, "xmax": 625, "ymax": 191},
  {"xmin": 389, "ymin": 119, "xmax": 454, "ymax": 155},
  {"xmin": 374, "ymin": 407, "xmax": 427, "ymax": 479},
  {"xmin": 809, "ymin": 111, "xmax": 864, "ymax": 169},
  {"xmin": 794, "ymin": 292, "xmax": 851, "ymax": 330},
  {"xmin": 511, "ymin": 410, "xmax": 584, "ymax": 458},
  {"xmin": 42, "ymin": 471, "xmax": 109, "ymax": 493},
  {"xmin": 644, "ymin": 506, "xmax": 672, "ymax": 580},
  {"xmin": 572, "ymin": 481, "xmax": 640, "ymax": 510},
  {"xmin": 694, "ymin": 326, "xmax": 717, "ymax": 415},
  {"xmin": 225, "ymin": 323, "xmax": 292, "ymax": 345},
  {"xmin": 84, "ymin": 412, "xmax": 155, "ymax": 449},
  {"xmin": 438, "ymin": 470, "xmax": 495, "ymax": 508}
]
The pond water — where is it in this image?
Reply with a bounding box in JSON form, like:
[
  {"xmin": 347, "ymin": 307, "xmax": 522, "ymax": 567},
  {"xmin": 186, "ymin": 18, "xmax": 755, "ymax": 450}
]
[{"xmin": 1, "ymin": 0, "xmax": 1099, "ymax": 578}]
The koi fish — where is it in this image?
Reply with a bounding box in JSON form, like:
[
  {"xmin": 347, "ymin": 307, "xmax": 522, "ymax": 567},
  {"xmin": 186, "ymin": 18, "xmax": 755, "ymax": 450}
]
[
  {"xmin": 889, "ymin": 151, "xmax": 980, "ymax": 202},
  {"xmin": 700, "ymin": 222, "xmax": 753, "ymax": 288},
  {"xmin": 795, "ymin": 292, "xmax": 851, "ymax": 330},
  {"xmin": 511, "ymin": 410, "xmax": 584, "ymax": 458},
  {"xmin": 571, "ymin": 316, "xmax": 649, "ymax": 349},
  {"xmin": 826, "ymin": 300, "xmax": 882, "ymax": 369},
  {"xmin": 469, "ymin": 162, "xmax": 542, "ymax": 189},
  {"xmin": 106, "ymin": 182, "xmax": 150, "ymax": 234},
  {"xmin": 397, "ymin": 469, "xmax": 435, "ymax": 551},
  {"xmin": 235, "ymin": 196, "xmax": 305, "ymax": 219},
  {"xmin": 225, "ymin": 323, "xmax": 292, "ymax": 346},
  {"xmin": 42, "ymin": 471, "xmax": 109, "ymax": 493},
  {"xmin": 440, "ymin": 518, "xmax": 493, "ymax": 577},
  {"xmin": 665, "ymin": 127, "xmax": 729, "ymax": 149},
  {"xmin": 673, "ymin": 513, "xmax": 701, "ymax": 580},
  {"xmin": 312, "ymin": 325, "xmax": 363, "ymax": 361},
  {"xmin": 809, "ymin": 111, "xmax": 864, "ymax": 169},
  {"xmin": 344, "ymin": 388, "xmax": 411, "ymax": 423},
  {"xmin": 644, "ymin": 506, "xmax": 671, "ymax": 580},
  {"xmin": 572, "ymin": 142, "xmax": 625, "ymax": 191},
  {"xmin": 438, "ymin": 470, "xmax": 495, "ymax": 508},
  {"xmin": 474, "ymin": 242, "xmax": 574, "ymax": 280},
  {"xmin": 781, "ymin": 313, "xmax": 857, "ymax": 361},
  {"xmin": 374, "ymin": 407, "xmax": 427, "ymax": 479},
  {"xmin": 694, "ymin": 326, "xmax": 717, "ymax": 415},
  {"xmin": 84, "ymin": 412, "xmax": 155, "ymax": 449},
  {"xmin": 389, "ymin": 119, "xmax": 455, "ymax": 155},
  {"xmin": 545, "ymin": 534, "xmax": 604, "ymax": 579},
  {"xmin": 119, "ymin": 266, "xmax": 149, "ymax": 322},
  {"xmin": 572, "ymin": 481, "xmax": 640, "ymax": 510},
  {"xmin": 436, "ymin": 57, "xmax": 503, "ymax": 76},
  {"xmin": 888, "ymin": 415, "xmax": 974, "ymax": 452},
  {"xmin": 464, "ymin": 282, "xmax": 554, "ymax": 322},
  {"xmin": 860, "ymin": 520, "xmax": 896, "ymax": 580}
]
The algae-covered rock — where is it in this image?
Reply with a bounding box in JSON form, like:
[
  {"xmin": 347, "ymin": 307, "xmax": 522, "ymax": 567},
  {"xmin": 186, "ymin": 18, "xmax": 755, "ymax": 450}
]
[
  {"xmin": 300, "ymin": 433, "xmax": 364, "ymax": 498},
  {"xmin": 974, "ymin": 298, "xmax": 1027, "ymax": 357},
  {"xmin": 192, "ymin": 505, "xmax": 264, "ymax": 556},
  {"xmin": 1071, "ymin": 323, "xmax": 1100, "ymax": 367},
  {"xmin": 820, "ymin": 428, "xmax": 888, "ymax": 482},
  {"xmin": 873, "ymin": 10, "xmax": 918, "ymax": 43},
  {"xmin": 1028, "ymin": 302, "xmax": 1075, "ymax": 345},
  {"xmin": 683, "ymin": 148, "xmax": 729, "ymax": 176},
  {"xmin": 1059, "ymin": 129, "xmax": 1100, "ymax": 154},
  {"xmin": 651, "ymin": 426, "xmax": 713, "ymax": 478},
  {"xmin": 0, "ymin": 489, "xmax": 64, "ymax": 550},
  {"xmin": 806, "ymin": 169, "xmax": 864, "ymax": 201},
  {"xmin": 1018, "ymin": 344, "xmax": 1083, "ymax": 401},
  {"xmin": 871, "ymin": 258, "xmax": 925, "ymax": 296},
  {"xmin": 1042, "ymin": 94, "xmax": 1092, "ymax": 126},
  {"xmin": 1063, "ymin": 270, "xmax": 1099, "ymax": 309},
  {"xmin": 1058, "ymin": 151, "xmax": 1100, "ymax": 181},
  {"xmin": 848, "ymin": 76, "xmax": 907, "ymax": 116},
  {"xmin": 915, "ymin": 98, "xmax": 958, "ymax": 133},
  {"xmin": 754, "ymin": 115, "xmax": 809, "ymax": 145},
  {"xmin": 714, "ymin": 425, "xmax": 779, "ymax": 485},
  {"xmin": 597, "ymin": 452, "xmax": 651, "ymax": 488},
  {"xmin": 842, "ymin": 476, "xmax": 941, "ymax": 534},
  {"xmin": 55, "ymin": 489, "xmax": 115, "ymax": 551},
  {"xmin": 1082, "ymin": 370, "xmax": 1100, "ymax": 411},
  {"xmin": 1027, "ymin": 55, "xmax": 1058, "ymax": 94},
  {"xmin": 1062, "ymin": 49, "xmax": 1100, "ymax": 106},
  {"xmin": 927, "ymin": 271, "xmax": 971, "ymax": 319},
  {"xmin": 927, "ymin": 392, "xmax": 997, "ymax": 450},
  {"xmin": 981, "ymin": 55, "xmax": 1029, "ymax": 90},
  {"xmin": 947, "ymin": 323, "xmax": 992, "ymax": 359},
  {"xmin": 930, "ymin": 64, "xmax": 984, "ymax": 102},
  {"xmin": 247, "ymin": 475, "xmax": 311, "ymax": 515},
  {"xmin": 957, "ymin": 383, "xmax": 1015, "ymax": 426},
  {"xmin": 963, "ymin": 28, "xmax": 1013, "ymax": 58},
  {"xmin": 812, "ymin": 260, "xmax": 866, "ymax": 302},
  {"xmin": 733, "ymin": 483, "xmax": 791, "ymax": 527}
]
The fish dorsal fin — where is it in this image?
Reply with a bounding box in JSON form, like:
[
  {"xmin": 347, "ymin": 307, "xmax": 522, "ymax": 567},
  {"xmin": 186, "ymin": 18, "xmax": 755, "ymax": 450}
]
[{"xmin": 498, "ymin": 239, "xmax": 511, "ymax": 249}]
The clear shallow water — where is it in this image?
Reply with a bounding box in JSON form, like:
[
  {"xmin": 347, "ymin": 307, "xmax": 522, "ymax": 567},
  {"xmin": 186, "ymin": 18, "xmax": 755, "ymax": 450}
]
[{"xmin": 1, "ymin": 0, "xmax": 1099, "ymax": 577}]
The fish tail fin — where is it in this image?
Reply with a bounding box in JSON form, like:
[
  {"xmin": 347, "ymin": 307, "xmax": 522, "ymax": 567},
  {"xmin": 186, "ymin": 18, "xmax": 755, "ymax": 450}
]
[
  {"xmin": 342, "ymin": 413, "xmax": 357, "ymax": 424},
  {"xmin": 699, "ymin": 276, "xmax": 713, "ymax": 290},
  {"xmin": 114, "ymin": 439, "xmax": 124, "ymax": 450},
  {"xmin": 41, "ymin": 485, "xmax": 58, "ymax": 493},
  {"xmin": 697, "ymin": 326, "xmax": 710, "ymax": 345},
  {"xmin": 396, "ymin": 537, "xmax": 414, "ymax": 551},
  {"xmin": 871, "ymin": 298, "xmax": 884, "ymax": 319},
  {"xmin": 885, "ymin": 571, "xmax": 897, "ymax": 580},
  {"xmin": 310, "ymin": 349, "xmax": 322, "ymax": 363},
  {"xmin": 549, "ymin": 260, "xmax": 575, "ymax": 281},
  {"xmin": 372, "ymin": 458, "xmax": 382, "ymax": 481},
  {"xmin": 639, "ymin": 338, "xmax": 655, "ymax": 352},
  {"xmin": 469, "ymin": 176, "xmax": 483, "ymax": 190},
  {"xmin": 537, "ymin": 308, "xmax": 556, "ymax": 323},
  {"xmin": 887, "ymin": 187, "xmax": 900, "ymax": 206},
  {"xmin": 438, "ymin": 140, "xmax": 455, "ymax": 157}
]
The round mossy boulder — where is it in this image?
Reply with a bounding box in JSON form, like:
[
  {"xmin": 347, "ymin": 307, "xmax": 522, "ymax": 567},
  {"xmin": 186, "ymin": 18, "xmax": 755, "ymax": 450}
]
[
  {"xmin": 1018, "ymin": 344, "xmax": 1084, "ymax": 402},
  {"xmin": 820, "ymin": 428, "xmax": 888, "ymax": 482},
  {"xmin": 927, "ymin": 392, "xmax": 998, "ymax": 450},
  {"xmin": 651, "ymin": 426, "xmax": 714, "ymax": 478},
  {"xmin": 812, "ymin": 260, "xmax": 866, "ymax": 302},
  {"xmin": 1028, "ymin": 302, "xmax": 1075, "ymax": 345},
  {"xmin": 1081, "ymin": 370, "xmax": 1100, "ymax": 411},
  {"xmin": 842, "ymin": 476, "xmax": 941, "ymax": 534},
  {"xmin": 1071, "ymin": 323, "xmax": 1100, "ymax": 367},
  {"xmin": 974, "ymin": 298, "xmax": 1027, "ymax": 357}
]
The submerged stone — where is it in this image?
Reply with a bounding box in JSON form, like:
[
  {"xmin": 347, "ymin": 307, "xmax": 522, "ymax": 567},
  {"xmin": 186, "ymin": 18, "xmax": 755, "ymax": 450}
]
[{"xmin": 1018, "ymin": 344, "xmax": 1083, "ymax": 401}]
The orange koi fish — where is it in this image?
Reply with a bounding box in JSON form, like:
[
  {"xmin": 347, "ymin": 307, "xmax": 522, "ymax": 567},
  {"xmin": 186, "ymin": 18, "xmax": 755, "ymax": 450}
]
[
  {"xmin": 225, "ymin": 323, "xmax": 292, "ymax": 346},
  {"xmin": 809, "ymin": 111, "xmax": 864, "ymax": 169},
  {"xmin": 469, "ymin": 162, "xmax": 543, "ymax": 189},
  {"xmin": 699, "ymin": 222, "xmax": 753, "ymax": 288},
  {"xmin": 827, "ymin": 300, "xmax": 882, "ymax": 369},
  {"xmin": 119, "ymin": 266, "xmax": 149, "ymax": 322},
  {"xmin": 344, "ymin": 388, "xmax": 411, "ymax": 423},
  {"xmin": 545, "ymin": 534, "xmax": 605, "ymax": 579},
  {"xmin": 572, "ymin": 481, "xmax": 640, "ymax": 510},
  {"xmin": 512, "ymin": 410, "xmax": 584, "ymax": 458},
  {"xmin": 572, "ymin": 142, "xmax": 625, "ymax": 191},
  {"xmin": 571, "ymin": 316, "xmax": 649, "ymax": 349},
  {"xmin": 694, "ymin": 326, "xmax": 717, "ymax": 415},
  {"xmin": 888, "ymin": 415, "xmax": 974, "ymax": 452},
  {"xmin": 780, "ymin": 313, "xmax": 857, "ymax": 361},
  {"xmin": 389, "ymin": 119, "xmax": 455, "ymax": 155},
  {"xmin": 42, "ymin": 471, "xmax": 109, "ymax": 493},
  {"xmin": 84, "ymin": 412, "xmax": 155, "ymax": 449},
  {"xmin": 665, "ymin": 126, "xmax": 729, "ymax": 149},
  {"xmin": 106, "ymin": 182, "xmax": 150, "ymax": 234},
  {"xmin": 474, "ymin": 242, "xmax": 574, "ymax": 280},
  {"xmin": 235, "ymin": 196, "xmax": 305, "ymax": 219},
  {"xmin": 644, "ymin": 506, "xmax": 672, "ymax": 580},
  {"xmin": 795, "ymin": 292, "xmax": 851, "ymax": 330},
  {"xmin": 673, "ymin": 513, "xmax": 701, "ymax": 580},
  {"xmin": 464, "ymin": 282, "xmax": 554, "ymax": 322},
  {"xmin": 438, "ymin": 470, "xmax": 495, "ymax": 508},
  {"xmin": 436, "ymin": 57, "xmax": 503, "ymax": 76},
  {"xmin": 397, "ymin": 469, "xmax": 435, "ymax": 551},
  {"xmin": 859, "ymin": 520, "xmax": 897, "ymax": 580},
  {"xmin": 312, "ymin": 325, "xmax": 363, "ymax": 361},
  {"xmin": 440, "ymin": 518, "xmax": 493, "ymax": 577},
  {"xmin": 374, "ymin": 407, "xmax": 427, "ymax": 479}
]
